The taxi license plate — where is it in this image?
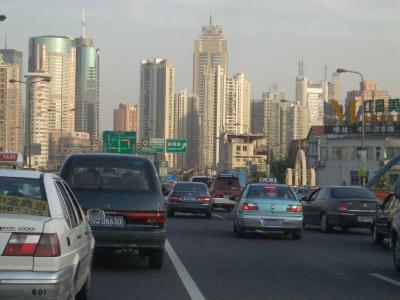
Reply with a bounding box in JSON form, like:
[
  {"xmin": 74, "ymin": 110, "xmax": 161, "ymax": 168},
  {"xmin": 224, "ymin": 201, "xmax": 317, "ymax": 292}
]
[
  {"xmin": 91, "ymin": 216, "xmax": 125, "ymax": 227},
  {"xmin": 264, "ymin": 219, "xmax": 282, "ymax": 227},
  {"xmin": 357, "ymin": 216, "xmax": 373, "ymax": 223}
]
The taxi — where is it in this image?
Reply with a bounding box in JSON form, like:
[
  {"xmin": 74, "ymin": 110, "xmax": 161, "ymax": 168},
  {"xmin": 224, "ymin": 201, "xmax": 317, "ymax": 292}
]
[
  {"xmin": 0, "ymin": 169, "xmax": 99, "ymax": 299},
  {"xmin": 233, "ymin": 183, "xmax": 303, "ymax": 239}
]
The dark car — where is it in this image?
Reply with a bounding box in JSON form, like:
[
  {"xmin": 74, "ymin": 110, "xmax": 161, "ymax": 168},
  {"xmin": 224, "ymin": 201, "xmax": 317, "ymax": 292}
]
[
  {"xmin": 189, "ymin": 175, "xmax": 213, "ymax": 188},
  {"xmin": 302, "ymin": 186, "xmax": 379, "ymax": 232},
  {"xmin": 372, "ymin": 193, "xmax": 400, "ymax": 244},
  {"xmin": 296, "ymin": 187, "xmax": 317, "ymax": 200},
  {"xmin": 167, "ymin": 182, "xmax": 212, "ymax": 218},
  {"xmin": 390, "ymin": 181, "xmax": 400, "ymax": 272},
  {"xmin": 59, "ymin": 153, "xmax": 166, "ymax": 269}
]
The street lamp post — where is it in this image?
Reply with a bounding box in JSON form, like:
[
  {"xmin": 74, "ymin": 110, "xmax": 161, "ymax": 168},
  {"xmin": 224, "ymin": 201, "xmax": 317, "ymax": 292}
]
[
  {"xmin": 0, "ymin": 15, "xmax": 6, "ymax": 22},
  {"xmin": 336, "ymin": 68, "xmax": 366, "ymax": 186},
  {"xmin": 9, "ymin": 77, "xmax": 51, "ymax": 169}
]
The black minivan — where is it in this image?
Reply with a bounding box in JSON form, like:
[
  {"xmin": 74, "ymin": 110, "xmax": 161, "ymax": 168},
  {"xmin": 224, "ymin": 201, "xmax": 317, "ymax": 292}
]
[{"xmin": 60, "ymin": 153, "xmax": 166, "ymax": 269}]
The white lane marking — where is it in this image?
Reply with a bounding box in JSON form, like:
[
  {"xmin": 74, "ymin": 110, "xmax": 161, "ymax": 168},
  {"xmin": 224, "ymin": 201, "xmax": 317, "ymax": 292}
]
[
  {"xmin": 369, "ymin": 273, "xmax": 400, "ymax": 287},
  {"xmin": 212, "ymin": 213, "xmax": 225, "ymax": 220},
  {"xmin": 165, "ymin": 239, "xmax": 206, "ymax": 300}
]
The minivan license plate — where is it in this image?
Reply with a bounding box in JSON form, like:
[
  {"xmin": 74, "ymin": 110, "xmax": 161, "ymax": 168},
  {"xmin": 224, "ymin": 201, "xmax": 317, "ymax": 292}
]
[{"xmin": 91, "ymin": 216, "xmax": 125, "ymax": 227}]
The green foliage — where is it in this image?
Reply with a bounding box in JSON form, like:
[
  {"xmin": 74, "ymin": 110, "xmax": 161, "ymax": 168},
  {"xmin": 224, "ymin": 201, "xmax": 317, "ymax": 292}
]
[{"xmin": 271, "ymin": 156, "xmax": 295, "ymax": 184}]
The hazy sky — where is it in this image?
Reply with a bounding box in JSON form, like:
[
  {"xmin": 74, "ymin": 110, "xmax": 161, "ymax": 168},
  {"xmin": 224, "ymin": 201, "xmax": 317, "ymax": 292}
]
[{"xmin": 1, "ymin": 0, "xmax": 399, "ymax": 131}]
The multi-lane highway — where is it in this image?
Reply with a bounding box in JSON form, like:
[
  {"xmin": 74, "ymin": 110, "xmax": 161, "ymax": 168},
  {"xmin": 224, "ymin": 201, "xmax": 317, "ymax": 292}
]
[{"xmin": 91, "ymin": 211, "xmax": 400, "ymax": 299}]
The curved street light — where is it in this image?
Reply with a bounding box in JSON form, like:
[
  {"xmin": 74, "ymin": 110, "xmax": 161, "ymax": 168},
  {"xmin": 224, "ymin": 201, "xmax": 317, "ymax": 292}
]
[
  {"xmin": 9, "ymin": 77, "xmax": 52, "ymax": 169},
  {"xmin": 0, "ymin": 15, "xmax": 6, "ymax": 22}
]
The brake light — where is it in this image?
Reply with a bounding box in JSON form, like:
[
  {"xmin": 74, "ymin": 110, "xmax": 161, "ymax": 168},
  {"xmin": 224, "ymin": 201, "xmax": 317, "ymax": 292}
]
[
  {"xmin": 35, "ymin": 234, "xmax": 61, "ymax": 257},
  {"xmin": 198, "ymin": 195, "xmax": 211, "ymax": 201},
  {"xmin": 169, "ymin": 194, "xmax": 182, "ymax": 201},
  {"xmin": 287, "ymin": 204, "xmax": 303, "ymax": 212},
  {"xmin": 123, "ymin": 212, "xmax": 166, "ymax": 225},
  {"xmin": 2, "ymin": 233, "xmax": 60, "ymax": 257},
  {"xmin": 338, "ymin": 202, "xmax": 348, "ymax": 212},
  {"xmin": 241, "ymin": 202, "xmax": 259, "ymax": 211}
]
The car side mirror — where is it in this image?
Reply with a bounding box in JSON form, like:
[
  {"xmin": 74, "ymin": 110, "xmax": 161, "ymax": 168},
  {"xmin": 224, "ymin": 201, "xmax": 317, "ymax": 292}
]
[{"xmin": 87, "ymin": 209, "xmax": 105, "ymax": 222}]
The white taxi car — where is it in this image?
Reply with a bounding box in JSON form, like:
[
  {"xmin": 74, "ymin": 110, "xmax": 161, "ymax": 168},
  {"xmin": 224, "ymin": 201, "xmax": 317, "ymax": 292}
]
[{"xmin": 0, "ymin": 169, "xmax": 97, "ymax": 300}]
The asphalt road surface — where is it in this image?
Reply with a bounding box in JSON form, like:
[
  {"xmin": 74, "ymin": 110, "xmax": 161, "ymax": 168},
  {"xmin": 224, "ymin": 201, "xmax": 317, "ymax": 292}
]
[{"xmin": 91, "ymin": 211, "xmax": 400, "ymax": 300}]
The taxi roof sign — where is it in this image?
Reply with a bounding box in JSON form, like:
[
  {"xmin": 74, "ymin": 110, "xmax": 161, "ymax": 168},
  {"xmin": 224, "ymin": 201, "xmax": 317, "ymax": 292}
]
[
  {"xmin": 259, "ymin": 177, "xmax": 277, "ymax": 183},
  {"xmin": 0, "ymin": 153, "xmax": 23, "ymax": 167}
]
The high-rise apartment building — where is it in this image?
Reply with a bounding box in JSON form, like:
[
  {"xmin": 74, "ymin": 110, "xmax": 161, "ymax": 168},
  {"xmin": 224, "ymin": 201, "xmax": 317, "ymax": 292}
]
[
  {"xmin": 224, "ymin": 73, "xmax": 251, "ymax": 134},
  {"xmin": 0, "ymin": 54, "xmax": 23, "ymax": 153},
  {"xmin": 25, "ymin": 73, "xmax": 51, "ymax": 169},
  {"xmin": 193, "ymin": 17, "xmax": 228, "ymax": 171},
  {"xmin": 0, "ymin": 49, "xmax": 23, "ymax": 81},
  {"xmin": 140, "ymin": 58, "xmax": 175, "ymax": 166},
  {"xmin": 186, "ymin": 94, "xmax": 200, "ymax": 170},
  {"xmin": 74, "ymin": 24, "xmax": 100, "ymax": 149},
  {"xmin": 174, "ymin": 89, "xmax": 189, "ymax": 169},
  {"xmin": 251, "ymin": 99, "xmax": 264, "ymax": 134},
  {"xmin": 113, "ymin": 103, "xmax": 138, "ymax": 132},
  {"xmin": 328, "ymin": 72, "xmax": 340, "ymax": 101}
]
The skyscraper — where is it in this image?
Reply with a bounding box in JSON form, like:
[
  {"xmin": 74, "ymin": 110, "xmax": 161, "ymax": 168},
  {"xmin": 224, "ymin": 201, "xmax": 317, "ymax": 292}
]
[
  {"xmin": 0, "ymin": 49, "xmax": 23, "ymax": 81},
  {"xmin": 140, "ymin": 58, "xmax": 175, "ymax": 166},
  {"xmin": 113, "ymin": 103, "xmax": 138, "ymax": 132},
  {"xmin": 0, "ymin": 54, "xmax": 23, "ymax": 153},
  {"xmin": 193, "ymin": 17, "xmax": 228, "ymax": 171},
  {"xmin": 174, "ymin": 89, "xmax": 189, "ymax": 169},
  {"xmin": 74, "ymin": 14, "xmax": 100, "ymax": 149},
  {"xmin": 186, "ymin": 94, "xmax": 200, "ymax": 170}
]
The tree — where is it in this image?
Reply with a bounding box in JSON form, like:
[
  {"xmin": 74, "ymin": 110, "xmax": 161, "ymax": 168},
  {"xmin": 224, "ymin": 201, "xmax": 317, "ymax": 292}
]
[{"xmin": 271, "ymin": 156, "xmax": 295, "ymax": 184}]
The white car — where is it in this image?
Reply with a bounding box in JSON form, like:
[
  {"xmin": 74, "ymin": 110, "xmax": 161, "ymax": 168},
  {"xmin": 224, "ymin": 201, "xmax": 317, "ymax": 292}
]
[{"xmin": 0, "ymin": 169, "xmax": 97, "ymax": 300}]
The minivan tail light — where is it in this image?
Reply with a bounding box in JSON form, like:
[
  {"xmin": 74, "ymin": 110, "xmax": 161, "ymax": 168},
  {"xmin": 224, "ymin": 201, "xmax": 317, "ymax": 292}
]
[
  {"xmin": 35, "ymin": 233, "xmax": 61, "ymax": 257},
  {"xmin": 3, "ymin": 233, "xmax": 41, "ymax": 256},
  {"xmin": 241, "ymin": 203, "xmax": 259, "ymax": 211},
  {"xmin": 287, "ymin": 204, "xmax": 303, "ymax": 213},
  {"xmin": 169, "ymin": 194, "xmax": 182, "ymax": 201},
  {"xmin": 123, "ymin": 212, "xmax": 166, "ymax": 225},
  {"xmin": 338, "ymin": 202, "xmax": 348, "ymax": 212}
]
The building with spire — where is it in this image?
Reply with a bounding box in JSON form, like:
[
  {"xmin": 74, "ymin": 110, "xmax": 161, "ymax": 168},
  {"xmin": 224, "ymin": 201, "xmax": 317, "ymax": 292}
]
[
  {"xmin": 74, "ymin": 9, "xmax": 100, "ymax": 150},
  {"xmin": 193, "ymin": 16, "xmax": 228, "ymax": 171}
]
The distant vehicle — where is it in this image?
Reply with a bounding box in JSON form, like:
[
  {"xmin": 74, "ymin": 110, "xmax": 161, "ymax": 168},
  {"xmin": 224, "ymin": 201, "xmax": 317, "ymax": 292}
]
[
  {"xmin": 390, "ymin": 181, "xmax": 400, "ymax": 271},
  {"xmin": 210, "ymin": 174, "xmax": 241, "ymax": 199},
  {"xmin": 0, "ymin": 169, "xmax": 95, "ymax": 299},
  {"xmin": 302, "ymin": 186, "xmax": 380, "ymax": 232},
  {"xmin": 224, "ymin": 169, "xmax": 248, "ymax": 188},
  {"xmin": 233, "ymin": 183, "xmax": 303, "ymax": 239},
  {"xmin": 372, "ymin": 193, "xmax": 399, "ymax": 245},
  {"xmin": 167, "ymin": 182, "xmax": 212, "ymax": 218},
  {"xmin": 60, "ymin": 153, "xmax": 166, "ymax": 269},
  {"xmin": 296, "ymin": 187, "xmax": 317, "ymax": 200},
  {"xmin": 189, "ymin": 175, "xmax": 213, "ymax": 187}
]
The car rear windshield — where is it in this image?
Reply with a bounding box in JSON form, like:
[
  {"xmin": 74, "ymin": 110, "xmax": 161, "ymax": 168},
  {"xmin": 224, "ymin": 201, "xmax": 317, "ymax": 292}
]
[
  {"xmin": 174, "ymin": 183, "xmax": 207, "ymax": 193},
  {"xmin": 64, "ymin": 157, "xmax": 158, "ymax": 194},
  {"xmin": 215, "ymin": 177, "xmax": 240, "ymax": 190},
  {"xmin": 247, "ymin": 185, "xmax": 295, "ymax": 200},
  {"xmin": 0, "ymin": 177, "xmax": 49, "ymax": 217},
  {"xmin": 191, "ymin": 177, "xmax": 209, "ymax": 184},
  {"xmin": 332, "ymin": 188, "xmax": 376, "ymax": 199}
]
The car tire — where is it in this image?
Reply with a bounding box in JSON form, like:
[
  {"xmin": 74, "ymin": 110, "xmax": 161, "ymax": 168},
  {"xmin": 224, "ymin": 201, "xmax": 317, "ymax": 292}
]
[
  {"xmin": 320, "ymin": 213, "xmax": 332, "ymax": 233},
  {"xmin": 234, "ymin": 223, "xmax": 245, "ymax": 238},
  {"xmin": 372, "ymin": 225, "xmax": 384, "ymax": 245},
  {"xmin": 76, "ymin": 271, "xmax": 91, "ymax": 300},
  {"xmin": 291, "ymin": 230, "xmax": 302, "ymax": 240},
  {"xmin": 393, "ymin": 233, "xmax": 400, "ymax": 272},
  {"xmin": 167, "ymin": 209, "xmax": 174, "ymax": 217},
  {"xmin": 205, "ymin": 210, "xmax": 212, "ymax": 219},
  {"xmin": 149, "ymin": 249, "xmax": 164, "ymax": 270}
]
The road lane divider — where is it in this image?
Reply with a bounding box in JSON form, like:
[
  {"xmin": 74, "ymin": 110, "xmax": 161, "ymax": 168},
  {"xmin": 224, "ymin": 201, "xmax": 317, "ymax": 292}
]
[
  {"xmin": 165, "ymin": 239, "xmax": 206, "ymax": 300},
  {"xmin": 212, "ymin": 214, "xmax": 225, "ymax": 220},
  {"xmin": 369, "ymin": 273, "xmax": 400, "ymax": 287}
]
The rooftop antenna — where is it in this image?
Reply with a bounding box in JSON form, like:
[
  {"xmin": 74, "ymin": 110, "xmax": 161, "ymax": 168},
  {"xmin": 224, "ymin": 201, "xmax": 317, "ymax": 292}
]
[
  {"xmin": 298, "ymin": 59, "xmax": 304, "ymax": 76},
  {"xmin": 81, "ymin": 8, "xmax": 86, "ymax": 38},
  {"xmin": 4, "ymin": 34, "xmax": 7, "ymax": 49},
  {"xmin": 209, "ymin": 11, "xmax": 213, "ymax": 26},
  {"xmin": 324, "ymin": 65, "xmax": 327, "ymax": 81}
]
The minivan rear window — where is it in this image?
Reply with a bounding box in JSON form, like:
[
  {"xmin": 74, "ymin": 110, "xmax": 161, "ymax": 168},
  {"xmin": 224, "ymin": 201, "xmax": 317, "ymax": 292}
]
[
  {"xmin": 64, "ymin": 157, "xmax": 157, "ymax": 194},
  {"xmin": 0, "ymin": 177, "xmax": 49, "ymax": 217},
  {"xmin": 174, "ymin": 183, "xmax": 207, "ymax": 193},
  {"xmin": 332, "ymin": 188, "xmax": 376, "ymax": 199},
  {"xmin": 215, "ymin": 177, "xmax": 240, "ymax": 190}
]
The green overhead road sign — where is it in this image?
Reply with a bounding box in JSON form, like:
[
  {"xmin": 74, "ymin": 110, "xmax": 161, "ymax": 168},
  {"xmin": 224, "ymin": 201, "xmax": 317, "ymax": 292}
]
[
  {"xmin": 150, "ymin": 138, "xmax": 165, "ymax": 153},
  {"xmin": 166, "ymin": 139, "xmax": 187, "ymax": 153},
  {"xmin": 103, "ymin": 131, "xmax": 136, "ymax": 154}
]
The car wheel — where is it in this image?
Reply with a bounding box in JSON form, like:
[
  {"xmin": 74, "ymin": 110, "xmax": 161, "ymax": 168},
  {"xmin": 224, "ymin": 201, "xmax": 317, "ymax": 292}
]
[
  {"xmin": 167, "ymin": 209, "xmax": 174, "ymax": 217},
  {"xmin": 234, "ymin": 223, "xmax": 245, "ymax": 238},
  {"xmin": 149, "ymin": 249, "xmax": 164, "ymax": 270},
  {"xmin": 205, "ymin": 210, "xmax": 212, "ymax": 219},
  {"xmin": 320, "ymin": 213, "xmax": 332, "ymax": 233},
  {"xmin": 76, "ymin": 271, "xmax": 91, "ymax": 300},
  {"xmin": 393, "ymin": 234, "xmax": 400, "ymax": 272},
  {"xmin": 291, "ymin": 230, "xmax": 302, "ymax": 240},
  {"xmin": 372, "ymin": 225, "xmax": 384, "ymax": 245}
]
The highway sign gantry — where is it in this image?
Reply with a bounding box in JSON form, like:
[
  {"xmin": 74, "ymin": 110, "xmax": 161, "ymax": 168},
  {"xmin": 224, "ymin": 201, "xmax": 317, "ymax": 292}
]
[{"xmin": 166, "ymin": 139, "xmax": 187, "ymax": 153}]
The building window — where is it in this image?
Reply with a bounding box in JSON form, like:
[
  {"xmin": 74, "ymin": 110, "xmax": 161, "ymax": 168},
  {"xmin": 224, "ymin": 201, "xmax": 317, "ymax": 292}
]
[
  {"xmin": 333, "ymin": 147, "xmax": 348, "ymax": 160},
  {"xmin": 236, "ymin": 146, "xmax": 241, "ymax": 151},
  {"xmin": 376, "ymin": 146, "xmax": 381, "ymax": 161},
  {"xmin": 243, "ymin": 146, "xmax": 247, "ymax": 151}
]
